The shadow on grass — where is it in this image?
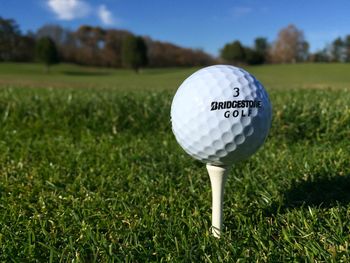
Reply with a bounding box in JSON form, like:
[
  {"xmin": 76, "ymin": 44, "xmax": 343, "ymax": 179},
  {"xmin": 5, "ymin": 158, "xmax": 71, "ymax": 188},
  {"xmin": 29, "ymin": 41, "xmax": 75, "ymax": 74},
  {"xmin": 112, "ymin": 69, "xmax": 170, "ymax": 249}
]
[
  {"xmin": 63, "ymin": 71, "xmax": 111, "ymax": 76},
  {"xmin": 265, "ymin": 174, "xmax": 350, "ymax": 215}
]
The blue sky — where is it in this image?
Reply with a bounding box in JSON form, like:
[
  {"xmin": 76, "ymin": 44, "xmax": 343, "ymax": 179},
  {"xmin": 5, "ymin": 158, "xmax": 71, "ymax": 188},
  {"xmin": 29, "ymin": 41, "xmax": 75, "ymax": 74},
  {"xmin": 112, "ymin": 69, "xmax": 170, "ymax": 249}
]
[{"xmin": 1, "ymin": 0, "xmax": 349, "ymax": 56}]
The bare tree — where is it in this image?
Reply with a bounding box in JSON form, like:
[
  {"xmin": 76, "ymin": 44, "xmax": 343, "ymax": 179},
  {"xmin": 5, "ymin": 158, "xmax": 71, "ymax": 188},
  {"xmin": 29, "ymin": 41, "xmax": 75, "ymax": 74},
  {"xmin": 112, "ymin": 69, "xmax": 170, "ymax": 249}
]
[
  {"xmin": 147, "ymin": 39, "xmax": 214, "ymax": 67},
  {"xmin": 269, "ymin": 24, "xmax": 309, "ymax": 63}
]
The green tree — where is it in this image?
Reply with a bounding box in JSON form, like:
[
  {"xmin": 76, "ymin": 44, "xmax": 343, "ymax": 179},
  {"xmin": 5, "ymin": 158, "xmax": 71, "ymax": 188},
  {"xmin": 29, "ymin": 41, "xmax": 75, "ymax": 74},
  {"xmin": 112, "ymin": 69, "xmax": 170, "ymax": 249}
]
[
  {"xmin": 245, "ymin": 47, "xmax": 264, "ymax": 65},
  {"xmin": 331, "ymin": 37, "xmax": 345, "ymax": 62},
  {"xmin": 345, "ymin": 35, "xmax": 350, "ymax": 62},
  {"xmin": 122, "ymin": 35, "xmax": 148, "ymax": 72},
  {"xmin": 0, "ymin": 17, "xmax": 20, "ymax": 61},
  {"xmin": 298, "ymin": 40, "xmax": 309, "ymax": 61},
  {"xmin": 36, "ymin": 37, "xmax": 59, "ymax": 72},
  {"xmin": 253, "ymin": 37, "xmax": 268, "ymax": 63},
  {"xmin": 309, "ymin": 49, "xmax": 330, "ymax": 62},
  {"xmin": 220, "ymin": 40, "xmax": 245, "ymax": 64},
  {"xmin": 254, "ymin": 37, "xmax": 268, "ymax": 54}
]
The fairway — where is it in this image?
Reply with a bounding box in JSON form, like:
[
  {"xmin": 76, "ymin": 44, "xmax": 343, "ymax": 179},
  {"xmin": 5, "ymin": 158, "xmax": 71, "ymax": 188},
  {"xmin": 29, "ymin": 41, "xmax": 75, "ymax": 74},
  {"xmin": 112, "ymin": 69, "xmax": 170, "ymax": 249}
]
[
  {"xmin": 2, "ymin": 62, "xmax": 350, "ymax": 91},
  {"xmin": 0, "ymin": 63, "xmax": 349, "ymax": 261}
]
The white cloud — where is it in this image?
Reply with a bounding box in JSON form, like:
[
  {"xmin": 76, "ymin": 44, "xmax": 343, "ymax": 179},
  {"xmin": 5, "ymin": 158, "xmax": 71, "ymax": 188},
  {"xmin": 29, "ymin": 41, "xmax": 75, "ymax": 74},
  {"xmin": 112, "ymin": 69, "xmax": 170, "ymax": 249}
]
[
  {"xmin": 98, "ymin": 5, "xmax": 115, "ymax": 25},
  {"xmin": 232, "ymin": 7, "xmax": 252, "ymax": 18},
  {"xmin": 47, "ymin": 0, "xmax": 91, "ymax": 20},
  {"xmin": 47, "ymin": 1, "xmax": 119, "ymax": 25}
]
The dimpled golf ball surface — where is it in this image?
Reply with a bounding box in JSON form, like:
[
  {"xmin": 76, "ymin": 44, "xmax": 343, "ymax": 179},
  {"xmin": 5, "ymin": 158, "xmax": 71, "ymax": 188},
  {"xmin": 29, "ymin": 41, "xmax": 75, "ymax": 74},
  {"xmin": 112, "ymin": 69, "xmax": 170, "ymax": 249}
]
[{"xmin": 171, "ymin": 65, "xmax": 272, "ymax": 165}]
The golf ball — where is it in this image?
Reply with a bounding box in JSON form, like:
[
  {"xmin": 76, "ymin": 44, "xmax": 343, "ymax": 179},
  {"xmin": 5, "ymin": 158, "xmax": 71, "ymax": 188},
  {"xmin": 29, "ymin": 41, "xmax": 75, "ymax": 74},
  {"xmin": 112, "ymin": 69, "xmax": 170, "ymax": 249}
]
[{"xmin": 171, "ymin": 65, "xmax": 272, "ymax": 166}]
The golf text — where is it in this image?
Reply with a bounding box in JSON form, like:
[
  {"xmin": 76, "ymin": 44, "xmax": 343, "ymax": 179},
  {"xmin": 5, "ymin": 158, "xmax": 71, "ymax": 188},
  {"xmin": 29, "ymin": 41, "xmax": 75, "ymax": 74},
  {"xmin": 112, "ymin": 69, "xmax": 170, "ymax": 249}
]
[{"xmin": 210, "ymin": 99, "xmax": 262, "ymax": 118}]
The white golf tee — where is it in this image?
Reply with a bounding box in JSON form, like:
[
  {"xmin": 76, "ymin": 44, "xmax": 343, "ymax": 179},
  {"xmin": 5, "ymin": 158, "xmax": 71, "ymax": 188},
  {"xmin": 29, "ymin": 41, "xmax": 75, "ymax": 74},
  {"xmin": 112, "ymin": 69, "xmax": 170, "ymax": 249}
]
[{"xmin": 206, "ymin": 164, "xmax": 231, "ymax": 238}]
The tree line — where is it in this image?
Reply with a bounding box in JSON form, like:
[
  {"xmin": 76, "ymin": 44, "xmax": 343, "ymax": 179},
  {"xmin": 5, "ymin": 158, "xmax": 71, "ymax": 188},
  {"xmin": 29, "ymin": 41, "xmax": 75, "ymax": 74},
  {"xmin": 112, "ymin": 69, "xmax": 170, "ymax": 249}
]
[
  {"xmin": 220, "ymin": 24, "xmax": 308, "ymax": 64},
  {"xmin": 220, "ymin": 24, "xmax": 350, "ymax": 64},
  {"xmin": 1, "ymin": 17, "xmax": 350, "ymax": 70},
  {"xmin": 0, "ymin": 17, "xmax": 214, "ymax": 71}
]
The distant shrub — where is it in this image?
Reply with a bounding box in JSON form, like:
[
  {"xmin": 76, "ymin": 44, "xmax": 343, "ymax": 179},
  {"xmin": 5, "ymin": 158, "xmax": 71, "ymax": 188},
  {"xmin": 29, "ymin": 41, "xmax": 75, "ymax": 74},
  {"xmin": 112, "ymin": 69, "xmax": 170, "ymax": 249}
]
[
  {"xmin": 36, "ymin": 37, "xmax": 59, "ymax": 72},
  {"xmin": 122, "ymin": 35, "xmax": 148, "ymax": 73}
]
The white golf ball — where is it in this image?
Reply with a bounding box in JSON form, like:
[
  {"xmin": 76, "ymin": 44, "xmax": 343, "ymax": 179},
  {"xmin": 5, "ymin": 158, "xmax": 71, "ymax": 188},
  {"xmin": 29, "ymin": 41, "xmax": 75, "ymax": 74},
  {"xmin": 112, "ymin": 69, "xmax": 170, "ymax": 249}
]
[{"xmin": 171, "ymin": 65, "xmax": 272, "ymax": 166}]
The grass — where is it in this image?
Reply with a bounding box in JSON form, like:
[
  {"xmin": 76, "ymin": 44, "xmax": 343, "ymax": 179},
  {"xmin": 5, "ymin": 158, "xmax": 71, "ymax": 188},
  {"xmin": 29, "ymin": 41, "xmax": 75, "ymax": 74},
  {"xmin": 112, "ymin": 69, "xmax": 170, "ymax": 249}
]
[
  {"xmin": 1, "ymin": 62, "xmax": 350, "ymax": 91},
  {"xmin": 0, "ymin": 63, "xmax": 349, "ymax": 262},
  {"xmin": 0, "ymin": 63, "xmax": 193, "ymax": 91}
]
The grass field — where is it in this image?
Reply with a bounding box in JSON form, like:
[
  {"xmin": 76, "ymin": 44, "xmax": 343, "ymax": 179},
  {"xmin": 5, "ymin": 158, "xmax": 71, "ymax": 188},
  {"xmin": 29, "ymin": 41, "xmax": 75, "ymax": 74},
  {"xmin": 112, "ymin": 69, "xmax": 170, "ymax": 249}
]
[{"xmin": 0, "ymin": 63, "xmax": 349, "ymax": 262}]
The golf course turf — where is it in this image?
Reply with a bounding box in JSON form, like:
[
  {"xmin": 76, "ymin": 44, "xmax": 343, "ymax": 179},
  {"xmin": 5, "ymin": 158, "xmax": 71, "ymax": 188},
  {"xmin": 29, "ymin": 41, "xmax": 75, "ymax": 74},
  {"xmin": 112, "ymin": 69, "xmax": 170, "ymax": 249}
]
[{"xmin": 0, "ymin": 63, "xmax": 349, "ymax": 261}]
